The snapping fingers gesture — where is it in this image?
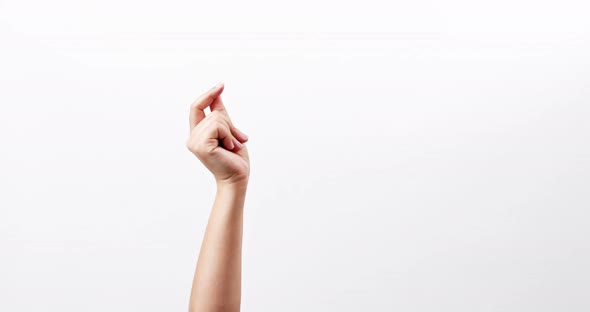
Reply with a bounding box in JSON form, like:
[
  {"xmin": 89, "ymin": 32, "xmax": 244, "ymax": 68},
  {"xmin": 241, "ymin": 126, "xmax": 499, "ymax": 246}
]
[{"xmin": 186, "ymin": 82, "xmax": 250, "ymax": 186}]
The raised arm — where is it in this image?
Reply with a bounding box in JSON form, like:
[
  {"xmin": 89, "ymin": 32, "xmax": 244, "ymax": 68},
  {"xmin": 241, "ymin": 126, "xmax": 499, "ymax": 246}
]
[{"xmin": 185, "ymin": 82, "xmax": 250, "ymax": 312}]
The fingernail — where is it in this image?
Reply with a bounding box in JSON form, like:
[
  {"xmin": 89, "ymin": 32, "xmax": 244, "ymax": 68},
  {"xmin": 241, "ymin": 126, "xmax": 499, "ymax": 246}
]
[
  {"xmin": 237, "ymin": 128, "xmax": 248, "ymax": 140},
  {"xmin": 210, "ymin": 82, "xmax": 221, "ymax": 91}
]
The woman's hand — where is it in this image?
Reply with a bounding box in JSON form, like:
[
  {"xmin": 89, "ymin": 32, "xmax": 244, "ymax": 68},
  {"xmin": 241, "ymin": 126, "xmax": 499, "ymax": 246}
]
[
  {"xmin": 187, "ymin": 83, "xmax": 249, "ymax": 312},
  {"xmin": 186, "ymin": 82, "xmax": 250, "ymax": 186}
]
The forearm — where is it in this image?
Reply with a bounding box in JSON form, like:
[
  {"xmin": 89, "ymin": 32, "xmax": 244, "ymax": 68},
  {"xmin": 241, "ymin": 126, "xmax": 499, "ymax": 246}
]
[{"xmin": 189, "ymin": 181, "xmax": 248, "ymax": 312}]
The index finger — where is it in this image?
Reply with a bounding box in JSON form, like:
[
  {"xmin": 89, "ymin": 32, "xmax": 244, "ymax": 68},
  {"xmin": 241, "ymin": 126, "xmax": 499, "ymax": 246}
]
[{"xmin": 189, "ymin": 82, "xmax": 225, "ymax": 130}]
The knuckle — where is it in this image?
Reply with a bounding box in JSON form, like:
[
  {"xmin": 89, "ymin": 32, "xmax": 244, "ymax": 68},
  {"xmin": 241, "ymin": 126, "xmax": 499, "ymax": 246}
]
[
  {"xmin": 188, "ymin": 140, "xmax": 204, "ymax": 156},
  {"xmin": 209, "ymin": 111, "xmax": 223, "ymax": 120},
  {"xmin": 210, "ymin": 110, "xmax": 227, "ymax": 122},
  {"xmin": 195, "ymin": 145, "xmax": 210, "ymax": 157},
  {"xmin": 204, "ymin": 123, "xmax": 220, "ymax": 137},
  {"xmin": 212, "ymin": 119, "xmax": 226, "ymax": 129},
  {"xmin": 186, "ymin": 139, "xmax": 197, "ymax": 152},
  {"xmin": 190, "ymin": 98, "xmax": 201, "ymax": 110}
]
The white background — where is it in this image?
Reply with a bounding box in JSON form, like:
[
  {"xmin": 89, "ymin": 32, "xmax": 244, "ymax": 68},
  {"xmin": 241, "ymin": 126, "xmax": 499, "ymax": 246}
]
[{"xmin": 1, "ymin": 1, "xmax": 589, "ymax": 311}]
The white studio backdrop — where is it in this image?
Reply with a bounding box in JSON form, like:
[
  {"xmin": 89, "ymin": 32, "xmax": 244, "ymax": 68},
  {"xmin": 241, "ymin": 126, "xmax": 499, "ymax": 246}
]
[{"xmin": 1, "ymin": 1, "xmax": 589, "ymax": 311}]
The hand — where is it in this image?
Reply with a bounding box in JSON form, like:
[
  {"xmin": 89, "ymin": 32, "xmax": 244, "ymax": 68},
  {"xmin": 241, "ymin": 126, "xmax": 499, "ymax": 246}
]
[{"xmin": 186, "ymin": 82, "xmax": 250, "ymax": 186}]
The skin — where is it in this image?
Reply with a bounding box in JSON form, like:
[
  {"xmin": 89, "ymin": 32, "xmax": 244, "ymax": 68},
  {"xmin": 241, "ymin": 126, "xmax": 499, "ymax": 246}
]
[{"xmin": 186, "ymin": 82, "xmax": 250, "ymax": 312}]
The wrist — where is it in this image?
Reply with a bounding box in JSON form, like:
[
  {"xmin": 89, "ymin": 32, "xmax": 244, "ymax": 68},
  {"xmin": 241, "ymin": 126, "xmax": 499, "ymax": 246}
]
[{"xmin": 215, "ymin": 178, "xmax": 249, "ymax": 193}]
